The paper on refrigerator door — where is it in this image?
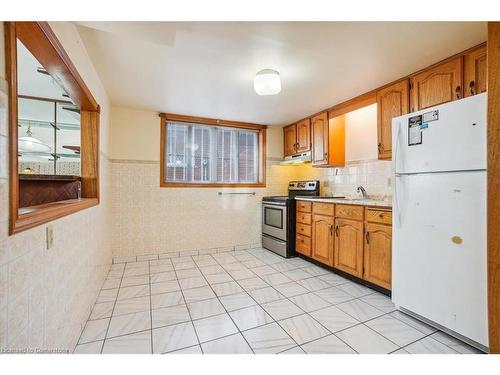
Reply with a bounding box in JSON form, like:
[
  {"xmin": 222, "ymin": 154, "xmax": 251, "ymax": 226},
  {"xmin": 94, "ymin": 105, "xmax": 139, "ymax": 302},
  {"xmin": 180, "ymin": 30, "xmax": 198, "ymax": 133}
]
[{"xmin": 408, "ymin": 115, "xmax": 422, "ymax": 146}]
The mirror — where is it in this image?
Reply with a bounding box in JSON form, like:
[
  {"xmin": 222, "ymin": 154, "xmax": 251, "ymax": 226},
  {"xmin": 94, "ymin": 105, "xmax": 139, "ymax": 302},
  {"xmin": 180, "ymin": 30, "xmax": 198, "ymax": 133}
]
[
  {"xmin": 15, "ymin": 38, "xmax": 82, "ymax": 211},
  {"xmin": 16, "ymin": 39, "xmax": 81, "ymax": 177}
]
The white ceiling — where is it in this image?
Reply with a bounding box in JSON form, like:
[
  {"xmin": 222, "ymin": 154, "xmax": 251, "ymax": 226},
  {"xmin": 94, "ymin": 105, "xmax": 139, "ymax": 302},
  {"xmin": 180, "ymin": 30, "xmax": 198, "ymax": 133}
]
[{"xmin": 76, "ymin": 22, "xmax": 486, "ymax": 126}]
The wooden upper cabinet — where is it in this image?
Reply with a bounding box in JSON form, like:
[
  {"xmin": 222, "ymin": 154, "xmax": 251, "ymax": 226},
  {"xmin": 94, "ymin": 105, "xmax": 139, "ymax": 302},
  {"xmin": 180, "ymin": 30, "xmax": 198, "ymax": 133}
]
[
  {"xmin": 311, "ymin": 112, "xmax": 329, "ymax": 165},
  {"xmin": 411, "ymin": 56, "xmax": 463, "ymax": 111},
  {"xmin": 363, "ymin": 222, "xmax": 392, "ymax": 289},
  {"xmin": 283, "ymin": 124, "xmax": 297, "ymax": 157},
  {"xmin": 296, "ymin": 118, "xmax": 311, "ymax": 153},
  {"xmin": 376, "ymin": 79, "xmax": 409, "ymax": 160},
  {"xmin": 312, "ymin": 214, "xmax": 334, "ymax": 266},
  {"xmin": 311, "ymin": 112, "xmax": 345, "ymax": 167},
  {"xmin": 333, "ymin": 218, "xmax": 363, "ymax": 278},
  {"xmin": 464, "ymin": 44, "xmax": 487, "ymax": 98}
]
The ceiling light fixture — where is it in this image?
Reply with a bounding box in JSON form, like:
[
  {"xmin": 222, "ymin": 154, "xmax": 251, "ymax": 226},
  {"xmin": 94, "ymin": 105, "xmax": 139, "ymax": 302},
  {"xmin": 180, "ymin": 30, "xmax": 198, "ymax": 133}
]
[{"xmin": 254, "ymin": 69, "xmax": 281, "ymax": 96}]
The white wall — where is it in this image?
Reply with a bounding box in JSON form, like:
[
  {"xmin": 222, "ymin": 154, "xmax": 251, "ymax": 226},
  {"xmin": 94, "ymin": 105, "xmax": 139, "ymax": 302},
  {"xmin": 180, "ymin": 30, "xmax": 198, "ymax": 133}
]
[
  {"xmin": 345, "ymin": 103, "xmax": 378, "ymax": 162},
  {"xmin": 0, "ymin": 22, "xmax": 113, "ymax": 352}
]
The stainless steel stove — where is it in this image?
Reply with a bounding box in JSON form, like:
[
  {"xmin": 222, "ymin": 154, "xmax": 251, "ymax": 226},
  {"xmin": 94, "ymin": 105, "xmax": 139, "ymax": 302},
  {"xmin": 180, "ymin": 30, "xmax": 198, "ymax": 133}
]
[{"xmin": 261, "ymin": 180, "xmax": 320, "ymax": 258}]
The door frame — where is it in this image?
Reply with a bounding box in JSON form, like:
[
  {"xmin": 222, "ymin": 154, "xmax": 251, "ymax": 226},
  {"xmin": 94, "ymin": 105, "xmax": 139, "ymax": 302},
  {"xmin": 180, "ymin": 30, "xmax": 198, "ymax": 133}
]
[{"xmin": 487, "ymin": 21, "xmax": 500, "ymax": 354}]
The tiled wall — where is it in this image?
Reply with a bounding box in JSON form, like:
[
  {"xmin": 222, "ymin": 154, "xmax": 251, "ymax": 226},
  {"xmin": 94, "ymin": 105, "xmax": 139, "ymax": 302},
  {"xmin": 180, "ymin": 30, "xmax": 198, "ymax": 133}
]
[
  {"xmin": 110, "ymin": 158, "xmax": 298, "ymax": 258},
  {"xmin": 294, "ymin": 159, "xmax": 393, "ymax": 199},
  {"xmin": 0, "ymin": 23, "xmax": 113, "ymax": 352},
  {"xmin": 19, "ymin": 161, "xmax": 81, "ymax": 176}
]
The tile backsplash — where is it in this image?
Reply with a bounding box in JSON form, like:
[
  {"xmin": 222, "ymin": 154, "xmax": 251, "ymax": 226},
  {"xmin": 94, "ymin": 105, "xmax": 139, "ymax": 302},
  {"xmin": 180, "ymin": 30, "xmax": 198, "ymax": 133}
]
[
  {"xmin": 294, "ymin": 159, "xmax": 393, "ymax": 199},
  {"xmin": 19, "ymin": 161, "xmax": 81, "ymax": 176}
]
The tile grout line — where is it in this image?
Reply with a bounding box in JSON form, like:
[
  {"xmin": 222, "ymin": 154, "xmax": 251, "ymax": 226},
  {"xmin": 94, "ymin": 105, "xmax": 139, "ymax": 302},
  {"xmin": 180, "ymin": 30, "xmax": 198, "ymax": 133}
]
[
  {"xmin": 274, "ymin": 278, "xmax": 399, "ymax": 353},
  {"xmin": 171, "ymin": 258, "xmax": 204, "ymax": 354},
  {"xmin": 190, "ymin": 254, "xmax": 257, "ymax": 354},
  {"xmin": 242, "ymin": 260, "xmax": 356, "ymax": 352},
  {"xmin": 222, "ymin": 253, "xmax": 312, "ymax": 351},
  {"xmin": 84, "ymin": 251, "xmax": 378, "ymax": 353},
  {"xmin": 73, "ymin": 263, "xmax": 124, "ymax": 349},
  {"xmin": 148, "ymin": 259, "xmax": 153, "ymax": 354},
  {"xmin": 78, "ymin": 248, "xmax": 475, "ymax": 354},
  {"xmin": 97, "ymin": 264, "xmax": 125, "ymax": 353},
  {"xmin": 229, "ymin": 252, "xmax": 394, "ymax": 353}
]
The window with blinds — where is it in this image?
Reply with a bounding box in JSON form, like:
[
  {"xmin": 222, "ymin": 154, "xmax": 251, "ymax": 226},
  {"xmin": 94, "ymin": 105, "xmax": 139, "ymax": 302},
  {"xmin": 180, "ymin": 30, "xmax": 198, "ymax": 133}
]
[{"xmin": 164, "ymin": 120, "xmax": 262, "ymax": 185}]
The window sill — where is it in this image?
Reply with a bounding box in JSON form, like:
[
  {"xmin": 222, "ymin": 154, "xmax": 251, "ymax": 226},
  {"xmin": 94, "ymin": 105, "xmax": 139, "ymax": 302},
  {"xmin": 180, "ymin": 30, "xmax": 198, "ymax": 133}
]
[
  {"xmin": 11, "ymin": 198, "xmax": 99, "ymax": 234},
  {"xmin": 160, "ymin": 182, "xmax": 266, "ymax": 188}
]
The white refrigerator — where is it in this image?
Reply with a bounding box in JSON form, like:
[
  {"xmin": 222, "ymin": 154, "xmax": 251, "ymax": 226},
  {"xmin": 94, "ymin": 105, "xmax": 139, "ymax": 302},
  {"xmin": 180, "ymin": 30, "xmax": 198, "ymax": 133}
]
[{"xmin": 392, "ymin": 93, "xmax": 488, "ymax": 351}]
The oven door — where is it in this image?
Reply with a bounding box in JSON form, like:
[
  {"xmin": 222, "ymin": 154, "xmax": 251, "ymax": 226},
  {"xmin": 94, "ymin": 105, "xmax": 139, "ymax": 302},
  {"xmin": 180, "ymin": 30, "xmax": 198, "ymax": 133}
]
[{"xmin": 262, "ymin": 202, "xmax": 287, "ymax": 241}]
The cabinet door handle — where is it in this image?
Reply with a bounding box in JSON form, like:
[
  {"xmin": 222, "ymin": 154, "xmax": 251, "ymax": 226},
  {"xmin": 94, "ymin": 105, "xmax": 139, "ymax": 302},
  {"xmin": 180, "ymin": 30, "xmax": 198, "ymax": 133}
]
[
  {"xmin": 469, "ymin": 80, "xmax": 475, "ymax": 96},
  {"xmin": 365, "ymin": 231, "xmax": 370, "ymax": 244},
  {"xmin": 329, "ymin": 225, "xmax": 333, "ymax": 236},
  {"xmin": 455, "ymin": 85, "xmax": 461, "ymax": 99},
  {"xmin": 335, "ymin": 225, "xmax": 339, "ymax": 237},
  {"xmin": 377, "ymin": 142, "xmax": 383, "ymax": 153}
]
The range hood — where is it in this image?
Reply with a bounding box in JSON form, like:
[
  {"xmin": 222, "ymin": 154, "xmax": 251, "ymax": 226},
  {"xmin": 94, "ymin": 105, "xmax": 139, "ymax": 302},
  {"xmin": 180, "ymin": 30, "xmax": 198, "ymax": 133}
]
[{"xmin": 280, "ymin": 151, "xmax": 312, "ymax": 165}]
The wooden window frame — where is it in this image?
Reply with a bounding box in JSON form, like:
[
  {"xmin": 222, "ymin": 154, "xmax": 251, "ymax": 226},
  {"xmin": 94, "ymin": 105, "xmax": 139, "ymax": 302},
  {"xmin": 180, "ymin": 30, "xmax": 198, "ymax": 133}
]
[
  {"xmin": 159, "ymin": 113, "xmax": 266, "ymax": 188},
  {"xmin": 5, "ymin": 22, "xmax": 100, "ymax": 235}
]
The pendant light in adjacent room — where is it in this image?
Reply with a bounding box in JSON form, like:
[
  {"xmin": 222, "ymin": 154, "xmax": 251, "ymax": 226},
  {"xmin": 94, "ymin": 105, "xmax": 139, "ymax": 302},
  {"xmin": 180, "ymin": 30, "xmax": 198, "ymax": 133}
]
[{"xmin": 18, "ymin": 124, "xmax": 50, "ymax": 153}]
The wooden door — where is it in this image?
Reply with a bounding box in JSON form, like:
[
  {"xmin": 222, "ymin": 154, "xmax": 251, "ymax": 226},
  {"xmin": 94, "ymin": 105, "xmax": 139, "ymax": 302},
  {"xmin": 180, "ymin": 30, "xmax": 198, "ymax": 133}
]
[
  {"xmin": 296, "ymin": 118, "xmax": 311, "ymax": 153},
  {"xmin": 333, "ymin": 218, "xmax": 363, "ymax": 277},
  {"xmin": 411, "ymin": 57, "xmax": 463, "ymax": 111},
  {"xmin": 464, "ymin": 45, "xmax": 487, "ymax": 97},
  {"xmin": 376, "ymin": 79, "xmax": 409, "ymax": 159},
  {"xmin": 283, "ymin": 124, "xmax": 297, "ymax": 156},
  {"xmin": 311, "ymin": 112, "xmax": 329, "ymax": 165},
  {"xmin": 363, "ymin": 223, "xmax": 392, "ymax": 289},
  {"xmin": 312, "ymin": 214, "xmax": 334, "ymax": 266}
]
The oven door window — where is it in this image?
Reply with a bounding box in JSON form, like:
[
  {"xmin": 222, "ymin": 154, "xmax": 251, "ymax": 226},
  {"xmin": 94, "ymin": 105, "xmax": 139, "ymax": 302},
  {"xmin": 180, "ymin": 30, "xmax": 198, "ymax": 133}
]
[{"xmin": 264, "ymin": 206, "xmax": 283, "ymax": 229}]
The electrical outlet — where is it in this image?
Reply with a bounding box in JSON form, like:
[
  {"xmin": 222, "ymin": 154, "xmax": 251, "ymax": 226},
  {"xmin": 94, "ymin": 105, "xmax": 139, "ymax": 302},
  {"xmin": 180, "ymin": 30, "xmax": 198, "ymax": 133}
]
[
  {"xmin": 46, "ymin": 226, "xmax": 54, "ymax": 250},
  {"xmin": 387, "ymin": 177, "xmax": 392, "ymax": 187},
  {"xmin": 323, "ymin": 180, "xmax": 329, "ymax": 187}
]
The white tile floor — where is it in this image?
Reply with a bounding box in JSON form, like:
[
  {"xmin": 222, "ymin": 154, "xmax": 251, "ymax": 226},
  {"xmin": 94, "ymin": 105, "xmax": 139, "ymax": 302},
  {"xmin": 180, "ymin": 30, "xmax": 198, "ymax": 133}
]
[{"xmin": 74, "ymin": 248, "xmax": 482, "ymax": 354}]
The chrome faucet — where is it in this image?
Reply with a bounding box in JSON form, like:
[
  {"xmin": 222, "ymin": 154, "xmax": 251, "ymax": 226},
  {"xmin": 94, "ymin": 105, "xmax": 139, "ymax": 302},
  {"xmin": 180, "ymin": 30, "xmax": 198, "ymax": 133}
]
[{"xmin": 356, "ymin": 186, "xmax": 368, "ymax": 199}]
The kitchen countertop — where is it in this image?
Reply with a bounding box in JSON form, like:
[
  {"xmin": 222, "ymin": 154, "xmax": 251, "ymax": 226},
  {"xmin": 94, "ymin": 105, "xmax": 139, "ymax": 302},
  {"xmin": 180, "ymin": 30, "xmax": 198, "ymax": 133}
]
[{"xmin": 295, "ymin": 196, "xmax": 392, "ymax": 208}]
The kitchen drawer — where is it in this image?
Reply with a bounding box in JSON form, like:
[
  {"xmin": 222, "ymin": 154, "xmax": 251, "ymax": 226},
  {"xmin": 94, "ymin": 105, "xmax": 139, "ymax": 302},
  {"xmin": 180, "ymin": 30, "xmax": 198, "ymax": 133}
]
[
  {"xmin": 296, "ymin": 223, "xmax": 311, "ymax": 237},
  {"xmin": 296, "ymin": 211, "xmax": 312, "ymax": 225},
  {"xmin": 366, "ymin": 208, "xmax": 392, "ymax": 225},
  {"xmin": 312, "ymin": 202, "xmax": 334, "ymax": 216},
  {"xmin": 296, "ymin": 234, "xmax": 311, "ymax": 256},
  {"xmin": 335, "ymin": 204, "xmax": 364, "ymax": 220},
  {"xmin": 297, "ymin": 200, "xmax": 312, "ymax": 213}
]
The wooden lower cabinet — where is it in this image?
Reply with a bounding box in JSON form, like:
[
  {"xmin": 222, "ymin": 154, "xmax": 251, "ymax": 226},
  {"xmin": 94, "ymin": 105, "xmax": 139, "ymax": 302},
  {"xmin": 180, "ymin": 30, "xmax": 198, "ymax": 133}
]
[
  {"xmin": 363, "ymin": 222, "xmax": 392, "ymax": 289},
  {"xmin": 333, "ymin": 218, "xmax": 364, "ymax": 278},
  {"xmin": 311, "ymin": 214, "xmax": 334, "ymax": 266},
  {"xmin": 295, "ymin": 201, "xmax": 392, "ymax": 291},
  {"xmin": 296, "ymin": 234, "xmax": 311, "ymax": 257}
]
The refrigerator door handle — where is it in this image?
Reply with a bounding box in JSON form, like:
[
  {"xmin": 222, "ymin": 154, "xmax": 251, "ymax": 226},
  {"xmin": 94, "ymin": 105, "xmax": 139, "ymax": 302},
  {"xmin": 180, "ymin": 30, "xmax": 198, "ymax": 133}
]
[
  {"xmin": 394, "ymin": 174, "xmax": 402, "ymax": 228},
  {"xmin": 393, "ymin": 120, "xmax": 402, "ymax": 175}
]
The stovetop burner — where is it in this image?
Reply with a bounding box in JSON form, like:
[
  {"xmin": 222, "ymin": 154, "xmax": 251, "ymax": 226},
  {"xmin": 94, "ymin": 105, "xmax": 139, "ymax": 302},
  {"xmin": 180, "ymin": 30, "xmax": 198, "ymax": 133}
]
[
  {"xmin": 262, "ymin": 180, "xmax": 320, "ymax": 202},
  {"xmin": 262, "ymin": 196, "xmax": 289, "ymax": 202}
]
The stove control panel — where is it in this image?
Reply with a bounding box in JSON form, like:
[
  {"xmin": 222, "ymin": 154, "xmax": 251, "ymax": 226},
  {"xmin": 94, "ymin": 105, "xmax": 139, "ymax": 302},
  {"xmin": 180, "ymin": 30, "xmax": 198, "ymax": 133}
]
[{"xmin": 288, "ymin": 180, "xmax": 319, "ymax": 191}]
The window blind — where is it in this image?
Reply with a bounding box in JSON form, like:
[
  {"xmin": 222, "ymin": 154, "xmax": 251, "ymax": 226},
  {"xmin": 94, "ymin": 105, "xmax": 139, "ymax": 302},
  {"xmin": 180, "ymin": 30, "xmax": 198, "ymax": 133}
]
[{"xmin": 165, "ymin": 121, "xmax": 259, "ymax": 184}]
